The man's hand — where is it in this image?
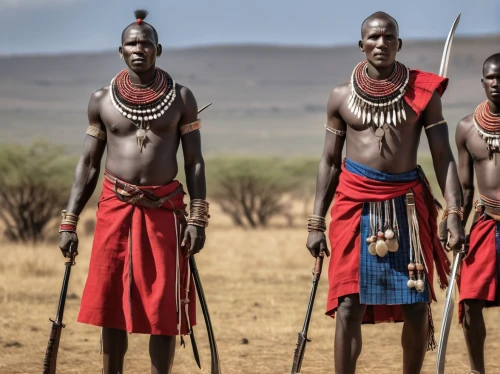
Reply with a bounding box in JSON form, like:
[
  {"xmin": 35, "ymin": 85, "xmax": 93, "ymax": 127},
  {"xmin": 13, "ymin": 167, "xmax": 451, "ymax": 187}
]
[
  {"xmin": 59, "ymin": 231, "xmax": 79, "ymax": 258},
  {"xmin": 446, "ymin": 213, "xmax": 465, "ymax": 252},
  {"xmin": 182, "ymin": 225, "xmax": 206, "ymax": 257},
  {"xmin": 306, "ymin": 230, "xmax": 331, "ymax": 258}
]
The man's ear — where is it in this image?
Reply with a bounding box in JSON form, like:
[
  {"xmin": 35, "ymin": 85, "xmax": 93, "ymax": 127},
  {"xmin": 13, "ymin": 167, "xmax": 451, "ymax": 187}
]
[
  {"xmin": 358, "ymin": 40, "xmax": 364, "ymax": 52},
  {"xmin": 118, "ymin": 46, "xmax": 123, "ymax": 59},
  {"xmin": 157, "ymin": 44, "xmax": 163, "ymax": 57},
  {"xmin": 397, "ymin": 38, "xmax": 403, "ymax": 52}
]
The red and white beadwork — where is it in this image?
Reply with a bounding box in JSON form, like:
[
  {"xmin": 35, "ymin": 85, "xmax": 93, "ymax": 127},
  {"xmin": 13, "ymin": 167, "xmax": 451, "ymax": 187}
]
[
  {"xmin": 110, "ymin": 68, "xmax": 176, "ymax": 151},
  {"xmin": 349, "ymin": 61, "xmax": 410, "ymax": 127},
  {"xmin": 473, "ymin": 100, "xmax": 500, "ymax": 156}
]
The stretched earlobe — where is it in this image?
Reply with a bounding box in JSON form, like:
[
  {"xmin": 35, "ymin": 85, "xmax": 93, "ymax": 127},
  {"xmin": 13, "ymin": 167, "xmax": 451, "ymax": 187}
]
[
  {"xmin": 157, "ymin": 44, "xmax": 163, "ymax": 58},
  {"xmin": 118, "ymin": 46, "xmax": 123, "ymax": 59}
]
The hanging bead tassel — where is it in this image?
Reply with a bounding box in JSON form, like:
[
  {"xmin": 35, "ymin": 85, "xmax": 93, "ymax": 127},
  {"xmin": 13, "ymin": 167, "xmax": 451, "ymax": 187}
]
[
  {"xmin": 407, "ymin": 263, "xmax": 416, "ymax": 288},
  {"xmin": 415, "ymin": 263, "xmax": 425, "ymax": 293},
  {"xmin": 366, "ymin": 202, "xmax": 378, "ymax": 256}
]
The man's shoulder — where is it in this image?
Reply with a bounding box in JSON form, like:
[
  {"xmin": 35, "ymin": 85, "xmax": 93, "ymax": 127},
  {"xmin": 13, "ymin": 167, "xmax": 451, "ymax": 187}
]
[
  {"xmin": 329, "ymin": 81, "xmax": 351, "ymax": 102},
  {"xmin": 88, "ymin": 86, "xmax": 110, "ymax": 114},
  {"xmin": 457, "ymin": 113, "xmax": 475, "ymax": 132},
  {"xmin": 89, "ymin": 86, "xmax": 110, "ymax": 103}
]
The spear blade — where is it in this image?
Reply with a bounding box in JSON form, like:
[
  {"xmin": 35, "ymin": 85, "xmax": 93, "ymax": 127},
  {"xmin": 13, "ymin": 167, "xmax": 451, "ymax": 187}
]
[{"xmin": 438, "ymin": 13, "xmax": 461, "ymax": 77}]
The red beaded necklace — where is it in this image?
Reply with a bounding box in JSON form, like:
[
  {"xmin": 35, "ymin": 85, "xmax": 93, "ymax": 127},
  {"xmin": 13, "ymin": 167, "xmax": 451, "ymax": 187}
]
[
  {"xmin": 349, "ymin": 61, "xmax": 410, "ymax": 128},
  {"xmin": 110, "ymin": 67, "xmax": 176, "ymax": 152},
  {"xmin": 114, "ymin": 68, "xmax": 171, "ymax": 105},
  {"xmin": 473, "ymin": 100, "xmax": 500, "ymax": 158}
]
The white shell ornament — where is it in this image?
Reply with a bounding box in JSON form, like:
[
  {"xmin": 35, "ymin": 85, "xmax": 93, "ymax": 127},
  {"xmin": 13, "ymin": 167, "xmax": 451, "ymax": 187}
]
[
  {"xmin": 368, "ymin": 242, "xmax": 377, "ymax": 256},
  {"xmin": 375, "ymin": 239, "xmax": 389, "ymax": 257}
]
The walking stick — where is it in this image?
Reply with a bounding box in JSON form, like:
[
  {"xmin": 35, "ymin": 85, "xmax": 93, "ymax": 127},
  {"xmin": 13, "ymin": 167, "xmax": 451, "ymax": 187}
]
[
  {"xmin": 190, "ymin": 256, "xmax": 221, "ymax": 374},
  {"xmin": 291, "ymin": 253, "xmax": 324, "ymax": 374},
  {"xmin": 43, "ymin": 244, "xmax": 76, "ymax": 374}
]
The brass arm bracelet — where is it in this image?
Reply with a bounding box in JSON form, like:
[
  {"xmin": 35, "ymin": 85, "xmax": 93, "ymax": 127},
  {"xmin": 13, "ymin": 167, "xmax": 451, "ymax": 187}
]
[{"xmin": 442, "ymin": 207, "xmax": 464, "ymax": 221}]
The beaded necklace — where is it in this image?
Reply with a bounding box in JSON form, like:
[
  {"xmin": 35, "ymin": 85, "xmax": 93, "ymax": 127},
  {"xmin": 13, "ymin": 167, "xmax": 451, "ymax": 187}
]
[
  {"xmin": 110, "ymin": 68, "xmax": 176, "ymax": 152},
  {"xmin": 473, "ymin": 100, "xmax": 500, "ymax": 160},
  {"xmin": 349, "ymin": 60, "xmax": 410, "ymax": 127}
]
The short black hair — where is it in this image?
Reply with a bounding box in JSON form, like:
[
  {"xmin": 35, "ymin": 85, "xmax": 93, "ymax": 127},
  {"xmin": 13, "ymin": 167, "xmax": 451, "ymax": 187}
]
[
  {"xmin": 361, "ymin": 11, "xmax": 399, "ymax": 37},
  {"xmin": 121, "ymin": 9, "xmax": 159, "ymax": 44},
  {"xmin": 483, "ymin": 53, "xmax": 500, "ymax": 76}
]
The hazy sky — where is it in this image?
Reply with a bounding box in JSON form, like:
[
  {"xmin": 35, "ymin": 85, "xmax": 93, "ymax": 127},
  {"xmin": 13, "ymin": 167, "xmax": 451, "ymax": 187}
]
[{"xmin": 1, "ymin": 0, "xmax": 498, "ymax": 55}]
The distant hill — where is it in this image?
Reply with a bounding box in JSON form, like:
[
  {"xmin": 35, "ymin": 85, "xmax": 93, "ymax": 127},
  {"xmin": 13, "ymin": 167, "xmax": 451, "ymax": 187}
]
[{"xmin": 1, "ymin": 35, "xmax": 499, "ymax": 156}]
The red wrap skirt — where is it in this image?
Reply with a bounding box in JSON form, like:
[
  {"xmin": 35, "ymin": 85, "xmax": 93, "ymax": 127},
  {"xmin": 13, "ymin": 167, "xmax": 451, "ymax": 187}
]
[
  {"xmin": 77, "ymin": 175, "xmax": 196, "ymax": 335},
  {"xmin": 326, "ymin": 163, "xmax": 449, "ymax": 324},
  {"xmin": 458, "ymin": 215, "xmax": 500, "ymax": 323}
]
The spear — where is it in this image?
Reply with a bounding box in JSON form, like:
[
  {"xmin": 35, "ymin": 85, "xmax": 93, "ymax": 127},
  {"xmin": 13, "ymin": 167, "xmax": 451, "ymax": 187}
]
[{"xmin": 434, "ymin": 13, "xmax": 462, "ymax": 374}]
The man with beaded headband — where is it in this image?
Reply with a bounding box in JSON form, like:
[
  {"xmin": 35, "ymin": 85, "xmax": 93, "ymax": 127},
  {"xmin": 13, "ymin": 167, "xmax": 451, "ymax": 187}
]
[
  {"xmin": 58, "ymin": 10, "xmax": 209, "ymax": 374},
  {"xmin": 305, "ymin": 11, "xmax": 464, "ymax": 373},
  {"xmin": 455, "ymin": 53, "xmax": 500, "ymax": 374}
]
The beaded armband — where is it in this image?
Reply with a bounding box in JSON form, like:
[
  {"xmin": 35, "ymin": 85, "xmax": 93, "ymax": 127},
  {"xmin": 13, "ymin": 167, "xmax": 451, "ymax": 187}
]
[
  {"xmin": 424, "ymin": 120, "xmax": 446, "ymax": 131},
  {"xmin": 324, "ymin": 124, "xmax": 346, "ymax": 137},
  {"xmin": 180, "ymin": 120, "xmax": 201, "ymax": 136},
  {"xmin": 59, "ymin": 210, "xmax": 79, "ymax": 233},
  {"xmin": 307, "ymin": 215, "xmax": 326, "ymax": 232},
  {"xmin": 86, "ymin": 125, "xmax": 106, "ymax": 140}
]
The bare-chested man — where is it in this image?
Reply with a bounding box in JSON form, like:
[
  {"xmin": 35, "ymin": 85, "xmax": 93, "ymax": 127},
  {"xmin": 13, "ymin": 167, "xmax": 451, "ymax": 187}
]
[
  {"xmin": 306, "ymin": 12, "xmax": 464, "ymax": 374},
  {"xmin": 58, "ymin": 10, "xmax": 208, "ymax": 374},
  {"xmin": 455, "ymin": 53, "xmax": 500, "ymax": 374}
]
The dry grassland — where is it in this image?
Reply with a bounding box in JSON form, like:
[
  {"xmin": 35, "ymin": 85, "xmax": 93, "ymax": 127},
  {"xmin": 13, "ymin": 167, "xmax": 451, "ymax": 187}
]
[{"xmin": 1, "ymin": 204, "xmax": 499, "ymax": 374}]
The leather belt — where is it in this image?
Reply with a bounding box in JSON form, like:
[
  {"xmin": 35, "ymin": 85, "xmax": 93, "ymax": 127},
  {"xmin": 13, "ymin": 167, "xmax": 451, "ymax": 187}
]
[{"xmin": 104, "ymin": 170, "xmax": 186, "ymax": 212}]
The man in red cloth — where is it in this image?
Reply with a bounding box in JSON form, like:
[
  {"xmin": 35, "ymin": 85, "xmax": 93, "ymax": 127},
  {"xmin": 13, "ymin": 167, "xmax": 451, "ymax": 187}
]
[
  {"xmin": 306, "ymin": 12, "xmax": 464, "ymax": 374},
  {"xmin": 456, "ymin": 53, "xmax": 500, "ymax": 374},
  {"xmin": 58, "ymin": 10, "xmax": 209, "ymax": 374}
]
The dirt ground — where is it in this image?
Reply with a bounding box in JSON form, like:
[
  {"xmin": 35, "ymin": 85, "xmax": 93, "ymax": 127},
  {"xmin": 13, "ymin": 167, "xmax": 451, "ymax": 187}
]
[{"xmin": 1, "ymin": 205, "xmax": 499, "ymax": 374}]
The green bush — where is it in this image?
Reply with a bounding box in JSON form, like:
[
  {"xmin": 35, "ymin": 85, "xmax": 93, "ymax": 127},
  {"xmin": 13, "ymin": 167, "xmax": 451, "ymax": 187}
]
[{"xmin": 0, "ymin": 141, "xmax": 77, "ymax": 242}]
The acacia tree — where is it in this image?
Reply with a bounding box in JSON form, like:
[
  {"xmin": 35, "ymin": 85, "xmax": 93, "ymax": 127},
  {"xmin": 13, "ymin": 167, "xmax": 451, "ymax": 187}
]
[
  {"xmin": 0, "ymin": 141, "xmax": 77, "ymax": 242},
  {"xmin": 208, "ymin": 157, "xmax": 315, "ymax": 228}
]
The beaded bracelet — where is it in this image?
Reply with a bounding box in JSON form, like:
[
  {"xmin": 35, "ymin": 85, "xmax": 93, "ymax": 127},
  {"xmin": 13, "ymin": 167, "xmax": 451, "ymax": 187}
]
[
  {"xmin": 307, "ymin": 215, "xmax": 326, "ymax": 232},
  {"xmin": 187, "ymin": 199, "xmax": 210, "ymax": 228},
  {"xmin": 59, "ymin": 210, "xmax": 79, "ymax": 233},
  {"xmin": 442, "ymin": 207, "xmax": 464, "ymax": 221}
]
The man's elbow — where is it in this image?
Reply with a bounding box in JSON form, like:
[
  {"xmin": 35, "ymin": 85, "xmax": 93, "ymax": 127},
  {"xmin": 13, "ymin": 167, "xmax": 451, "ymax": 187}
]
[{"xmin": 184, "ymin": 155, "xmax": 205, "ymax": 170}]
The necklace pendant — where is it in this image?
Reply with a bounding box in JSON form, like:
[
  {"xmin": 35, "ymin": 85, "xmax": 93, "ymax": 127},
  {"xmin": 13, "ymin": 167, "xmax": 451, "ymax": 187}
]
[{"xmin": 136, "ymin": 128, "xmax": 147, "ymax": 152}]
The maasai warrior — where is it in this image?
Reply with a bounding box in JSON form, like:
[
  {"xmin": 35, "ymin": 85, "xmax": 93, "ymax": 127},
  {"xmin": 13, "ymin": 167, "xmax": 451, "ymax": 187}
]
[
  {"xmin": 306, "ymin": 12, "xmax": 464, "ymax": 374},
  {"xmin": 58, "ymin": 10, "xmax": 209, "ymax": 374},
  {"xmin": 455, "ymin": 53, "xmax": 500, "ymax": 374}
]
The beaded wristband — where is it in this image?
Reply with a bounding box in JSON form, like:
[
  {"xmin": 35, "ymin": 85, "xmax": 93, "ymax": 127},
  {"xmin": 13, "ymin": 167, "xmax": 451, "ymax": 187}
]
[
  {"xmin": 188, "ymin": 199, "xmax": 210, "ymax": 228},
  {"xmin": 442, "ymin": 207, "xmax": 464, "ymax": 221},
  {"xmin": 59, "ymin": 210, "xmax": 79, "ymax": 233},
  {"xmin": 307, "ymin": 215, "xmax": 326, "ymax": 232}
]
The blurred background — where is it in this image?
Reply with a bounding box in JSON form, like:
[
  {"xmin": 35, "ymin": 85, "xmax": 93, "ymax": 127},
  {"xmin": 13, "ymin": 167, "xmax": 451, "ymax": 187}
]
[{"xmin": 1, "ymin": 0, "xmax": 499, "ymax": 373}]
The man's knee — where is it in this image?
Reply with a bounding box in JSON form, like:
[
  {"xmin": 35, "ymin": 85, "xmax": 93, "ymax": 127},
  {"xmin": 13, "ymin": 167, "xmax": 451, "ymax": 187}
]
[
  {"xmin": 337, "ymin": 294, "xmax": 364, "ymax": 324},
  {"xmin": 463, "ymin": 299, "xmax": 485, "ymax": 316},
  {"xmin": 402, "ymin": 303, "xmax": 428, "ymax": 326},
  {"xmin": 463, "ymin": 299, "xmax": 485, "ymax": 324}
]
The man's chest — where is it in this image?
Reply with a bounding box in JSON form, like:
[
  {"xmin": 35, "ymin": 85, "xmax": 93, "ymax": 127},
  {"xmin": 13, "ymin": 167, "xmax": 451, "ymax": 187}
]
[
  {"xmin": 340, "ymin": 99, "xmax": 421, "ymax": 134},
  {"xmin": 100, "ymin": 101, "xmax": 183, "ymax": 136}
]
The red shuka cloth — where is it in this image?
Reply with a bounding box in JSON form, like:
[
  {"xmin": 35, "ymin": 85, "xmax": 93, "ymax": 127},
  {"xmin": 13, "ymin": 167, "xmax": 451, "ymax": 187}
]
[
  {"xmin": 458, "ymin": 216, "xmax": 498, "ymax": 324},
  {"xmin": 77, "ymin": 177, "xmax": 196, "ymax": 335},
  {"xmin": 404, "ymin": 69, "xmax": 449, "ymax": 116},
  {"xmin": 326, "ymin": 165, "xmax": 450, "ymax": 323}
]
